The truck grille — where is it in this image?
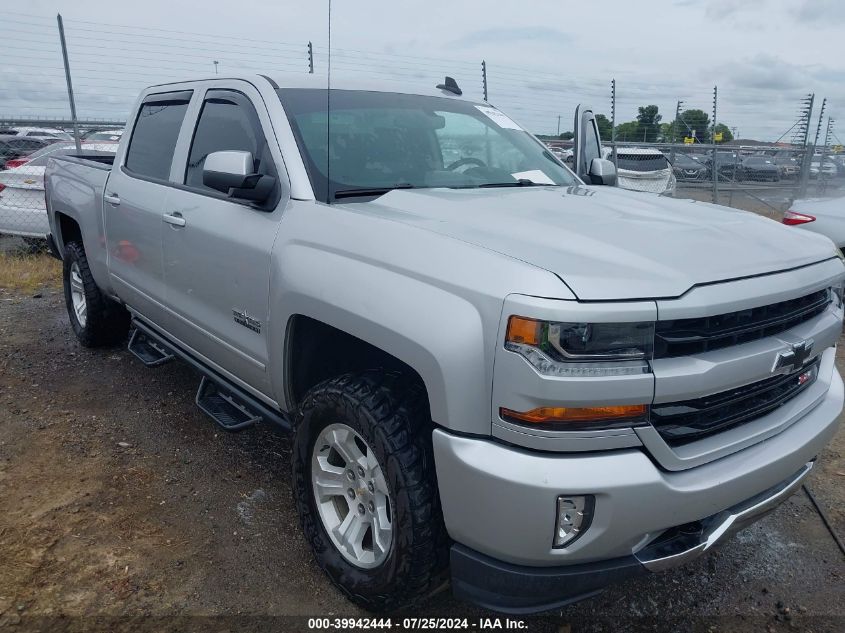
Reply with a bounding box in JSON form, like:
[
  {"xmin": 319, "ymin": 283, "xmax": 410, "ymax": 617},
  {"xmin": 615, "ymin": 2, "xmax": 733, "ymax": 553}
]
[
  {"xmin": 651, "ymin": 357, "xmax": 820, "ymax": 445},
  {"xmin": 654, "ymin": 289, "xmax": 830, "ymax": 358}
]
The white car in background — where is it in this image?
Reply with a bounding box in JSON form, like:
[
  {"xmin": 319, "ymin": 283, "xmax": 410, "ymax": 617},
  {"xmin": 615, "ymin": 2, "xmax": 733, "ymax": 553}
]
[
  {"xmin": 0, "ymin": 142, "xmax": 116, "ymax": 238},
  {"xmin": 810, "ymin": 160, "xmax": 837, "ymax": 178},
  {"xmin": 614, "ymin": 147, "xmax": 676, "ymax": 194},
  {"xmin": 783, "ymin": 195, "xmax": 845, "ymax": 255},
  {"xmin": 0, "ymin": 126, "xmax": 73, "ymax": 141}
]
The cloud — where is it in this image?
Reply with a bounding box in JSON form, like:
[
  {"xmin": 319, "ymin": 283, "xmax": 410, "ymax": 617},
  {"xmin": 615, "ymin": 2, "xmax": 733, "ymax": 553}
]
[
  {"xmin": 718, "ymin": 54, "xmax": 805, "ymax": 91},
  {"xmin": 703, "ymin": 0, "xmax": 769, "ymax": 20},
  {"xmin": 451, "ymin": 26, "xmax": 570, "ymax": 49},
  {"xmin": 791, "ymin": 0, "xmax": 845, "ymax": 24}
]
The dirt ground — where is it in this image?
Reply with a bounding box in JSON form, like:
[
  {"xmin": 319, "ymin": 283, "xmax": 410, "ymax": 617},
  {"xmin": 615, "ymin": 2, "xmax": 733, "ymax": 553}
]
[{"xmin": 0, "ymin": 255, "xmax": 844, "ymax": 632}]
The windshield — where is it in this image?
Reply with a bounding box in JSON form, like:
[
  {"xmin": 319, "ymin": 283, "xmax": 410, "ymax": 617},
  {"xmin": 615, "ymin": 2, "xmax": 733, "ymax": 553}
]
[{"xmin": 277, "ymin": 89, "xmax": 578, "ymax": 202}]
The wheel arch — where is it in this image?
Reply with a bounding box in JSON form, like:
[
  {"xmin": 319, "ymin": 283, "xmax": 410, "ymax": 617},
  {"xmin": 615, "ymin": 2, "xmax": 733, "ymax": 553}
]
[
  {"xmin": 284, "ymin": 314, "xmax": 437, "ymax": 420},
  {"xmin": 274, "ymin": 281, "xmax": 491, "ymax": 436}
]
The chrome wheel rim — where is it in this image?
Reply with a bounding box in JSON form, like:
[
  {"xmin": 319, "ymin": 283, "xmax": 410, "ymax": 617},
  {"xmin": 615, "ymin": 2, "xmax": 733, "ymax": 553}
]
[
  {"xmin": 69, "ymin": 262, "xmax": 87, "ymax": 328},
  {"xmin": 311, "ymin": 423, "xmax": 393, "ymax": 569}
]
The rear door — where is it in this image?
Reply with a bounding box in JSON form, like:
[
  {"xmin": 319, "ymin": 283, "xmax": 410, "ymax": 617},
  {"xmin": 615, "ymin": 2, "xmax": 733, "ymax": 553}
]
[
  {"xmin": 104, "ymin": 90, "xmax": 193, "ymax": 328},
  {"xmin": 572, "ymin": 105, "xmax": 604, "ymax": 181},
  {"xmin": 161, "ymin": 82, "xmax": 287, "ymax": 393}
]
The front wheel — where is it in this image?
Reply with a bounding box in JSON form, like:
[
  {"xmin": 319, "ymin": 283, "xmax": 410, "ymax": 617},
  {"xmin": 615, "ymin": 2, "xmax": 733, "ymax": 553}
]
[{"xmin": 292, "ymin": 371, "xmax": 449, "ymax": 611}]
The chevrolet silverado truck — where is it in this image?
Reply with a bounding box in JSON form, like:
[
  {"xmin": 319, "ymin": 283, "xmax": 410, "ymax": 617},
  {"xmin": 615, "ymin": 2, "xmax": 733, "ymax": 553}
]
[{"xmin": 44, "ymin": 74, "xmax": 845, "ymax": 614}]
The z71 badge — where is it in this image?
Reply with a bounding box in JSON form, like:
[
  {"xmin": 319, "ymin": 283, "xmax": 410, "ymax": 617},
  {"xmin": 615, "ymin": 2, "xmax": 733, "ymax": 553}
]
[{"xmin": 232, "ymin": 308, "xmax": 261, "ymax": 334}]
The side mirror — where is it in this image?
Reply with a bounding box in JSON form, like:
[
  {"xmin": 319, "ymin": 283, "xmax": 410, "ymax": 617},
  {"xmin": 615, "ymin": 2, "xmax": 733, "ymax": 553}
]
[
  {"xmin": 203, "ymin": 150, "xmax": 275, "ymax": 203},
  {"xmin": 588, "ymin": 157, "xmax": 617, "ymax": 186}
]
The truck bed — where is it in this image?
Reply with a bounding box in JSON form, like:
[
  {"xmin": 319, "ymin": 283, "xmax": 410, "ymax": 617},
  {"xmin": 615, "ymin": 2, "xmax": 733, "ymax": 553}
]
[
  {"xmin": 45, "ymin": 154, "xmax": 114, "ymax": 293},
  {"xmin": 54, "ymin": 153, "xmax": 115, "ymax": 169}
]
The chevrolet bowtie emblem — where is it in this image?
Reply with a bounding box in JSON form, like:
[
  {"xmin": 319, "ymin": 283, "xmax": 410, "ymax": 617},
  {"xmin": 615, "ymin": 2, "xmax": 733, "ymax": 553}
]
[{"xmin": 772, "ymin": 339, "xmax": 814, "ymax": 373}]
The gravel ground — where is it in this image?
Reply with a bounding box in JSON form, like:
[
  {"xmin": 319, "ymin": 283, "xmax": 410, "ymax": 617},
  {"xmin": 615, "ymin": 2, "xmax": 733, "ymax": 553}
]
[{"xmin": 0, "ymin": 280, "xmax": 844, "ymax": 632}]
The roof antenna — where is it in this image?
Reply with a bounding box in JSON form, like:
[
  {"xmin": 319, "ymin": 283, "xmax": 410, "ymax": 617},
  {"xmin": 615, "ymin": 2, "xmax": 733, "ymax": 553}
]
[{"xmin": 436, "ymin": 76, "xmax": 462, "ymax": 96}]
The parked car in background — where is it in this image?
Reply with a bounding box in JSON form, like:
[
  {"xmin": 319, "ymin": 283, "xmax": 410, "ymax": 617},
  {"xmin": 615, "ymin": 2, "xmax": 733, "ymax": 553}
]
[
  {"xmin": 0, "ymin": 135, "xmax": 52, "ymax": 170},
  {"xmin": 671, "ymin": 153, "xmax": 709, "ymax": 181},
  {"xmin": 810, "ymin": 160, "xmax": 838, "ymax": 179},
  {"xmin": 773, "ymin": 155, "xmax": 801, "ymax": 179},
  {"xmin": 736, "ymin": 156, "xmax": 780, "ymax": 182},
  {"xmin": 615, "ymin": 147, "xmax": 675, "ymax": 194},
  {"xmin": 83, "ymin": 129, "xmax": 124, "ymax": 142},
  {"xmin": 711, "ymin": 151, "xmax": 739, "ymax": 181},
  {"xmin": 783, "ymin": 195, "xmax": 845, "ymax": 255},
  {"xmin": 0, "ymin": 142, "xmax": 117, "ymax": 238},
  {"xmin": 0, "ymin": 126, "xmax": 73, "ymax": 141}
]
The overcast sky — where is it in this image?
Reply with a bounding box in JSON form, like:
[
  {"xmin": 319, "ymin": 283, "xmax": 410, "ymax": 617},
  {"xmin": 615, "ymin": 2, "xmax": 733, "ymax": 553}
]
[{"xmin": 1, "ymin": 0, "xmax": 843, "ymax": 141}]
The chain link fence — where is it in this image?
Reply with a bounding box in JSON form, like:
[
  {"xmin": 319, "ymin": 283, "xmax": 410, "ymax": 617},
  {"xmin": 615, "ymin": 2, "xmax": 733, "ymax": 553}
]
[
  {"xmin": 0, "ymin": 131, "xmax": 118, "ymax": 245},
  {"xmin": 0, "ymin": 12, "xmax": 843, "ymax": 246}
]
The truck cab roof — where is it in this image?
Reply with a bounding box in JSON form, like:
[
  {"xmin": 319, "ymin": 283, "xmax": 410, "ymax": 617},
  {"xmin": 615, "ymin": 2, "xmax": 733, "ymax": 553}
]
[{"xmin": 143, "ymin": 72, "xmax": 486, "ymax": 103}]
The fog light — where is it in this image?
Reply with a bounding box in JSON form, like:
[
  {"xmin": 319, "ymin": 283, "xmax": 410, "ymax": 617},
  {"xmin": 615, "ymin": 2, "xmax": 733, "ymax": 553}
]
[{"xmin": 554, "ymin": 495, "xmax": 594, "ymax": 548}]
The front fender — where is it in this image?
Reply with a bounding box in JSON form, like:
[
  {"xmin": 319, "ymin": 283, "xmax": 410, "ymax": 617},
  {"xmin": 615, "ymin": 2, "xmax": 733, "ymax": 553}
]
[{"xmin": 270, "ymin": 243, "xmax": 489, "ymax": 435}]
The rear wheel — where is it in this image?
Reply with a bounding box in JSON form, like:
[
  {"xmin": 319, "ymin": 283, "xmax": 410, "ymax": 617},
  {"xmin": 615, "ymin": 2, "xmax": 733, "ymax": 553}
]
[
  {"xmin": 62, "ymin": 241, "xmax": 130, "ymax": 347},
  {"xmin": 292, "ymin": 371, "xmax": 449, "ymax": 611}
]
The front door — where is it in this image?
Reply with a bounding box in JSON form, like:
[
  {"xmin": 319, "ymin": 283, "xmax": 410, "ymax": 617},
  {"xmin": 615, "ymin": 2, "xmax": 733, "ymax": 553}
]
[{"xmin": 162, "ymin": 84, "xmax": 285, "ymax": 395}]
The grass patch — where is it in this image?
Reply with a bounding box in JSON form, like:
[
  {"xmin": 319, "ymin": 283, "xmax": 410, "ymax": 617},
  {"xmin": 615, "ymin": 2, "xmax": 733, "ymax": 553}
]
[{"xmin": 0, "ymin": 252, "xmax": 62, "ymax": 294}]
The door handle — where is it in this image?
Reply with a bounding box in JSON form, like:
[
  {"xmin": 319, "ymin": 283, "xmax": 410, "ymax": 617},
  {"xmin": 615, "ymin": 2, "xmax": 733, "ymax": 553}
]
[
  {"xmin": 104, "ymin": 193, "xmax": 120, "ymax": 206},
  {"xmin": 162, "ymin": 212, "xmax": 186, "ymax": 227}
]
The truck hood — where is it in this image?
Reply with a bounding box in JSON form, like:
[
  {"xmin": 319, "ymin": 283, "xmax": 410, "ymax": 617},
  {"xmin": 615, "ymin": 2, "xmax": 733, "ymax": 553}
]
[{"xmin": 353, "ymin": 185, "xmax": 836, "ymax": 300}]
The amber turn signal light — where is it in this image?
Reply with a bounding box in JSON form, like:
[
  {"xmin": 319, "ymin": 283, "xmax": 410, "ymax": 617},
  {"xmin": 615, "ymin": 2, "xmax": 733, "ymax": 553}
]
[
  {"xmin": 506, "ymin": 316, "xmax": 542, "ymax": 346},
  {"xmin": 501, "ymin": 404, "xmax": 647, "ymax": 424}
]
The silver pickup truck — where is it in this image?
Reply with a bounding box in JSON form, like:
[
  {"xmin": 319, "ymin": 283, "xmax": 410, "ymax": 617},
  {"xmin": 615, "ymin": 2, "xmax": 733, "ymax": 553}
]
[{"xmin": 45, "ymin": 74, "xmax": 845, "ymax": 614}]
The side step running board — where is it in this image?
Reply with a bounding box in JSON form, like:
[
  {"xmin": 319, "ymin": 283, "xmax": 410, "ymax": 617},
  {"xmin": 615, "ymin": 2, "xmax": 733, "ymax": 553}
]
[
  {"xmin": 127, "ymin": 317, "xmax": 291, "ymax": 434},
  {"xmin": 196, "ymin": 376, "xmax": 261, "ymax": 431},
  {"xmin": 128, "ymin": 328, "xmax": 175, "ymax": 367}
]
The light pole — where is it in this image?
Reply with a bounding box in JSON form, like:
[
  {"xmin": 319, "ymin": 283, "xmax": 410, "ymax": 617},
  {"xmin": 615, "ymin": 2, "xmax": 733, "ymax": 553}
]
[{"xmin": 213, "ymin": 60, "xmax": 219, "ymax": 75}]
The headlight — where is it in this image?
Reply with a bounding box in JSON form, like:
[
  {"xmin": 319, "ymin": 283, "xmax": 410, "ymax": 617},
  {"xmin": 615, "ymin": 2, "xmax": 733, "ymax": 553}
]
[{"xmin": 505, "ymin": 316, "xmax": 654, "ymax": 377}]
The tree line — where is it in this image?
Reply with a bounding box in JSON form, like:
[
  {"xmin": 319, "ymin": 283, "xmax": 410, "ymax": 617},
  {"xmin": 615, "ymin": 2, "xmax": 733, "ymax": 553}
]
[{"xmin": 556, "ymin": 105, "xmax": 734, "ymax": 144}]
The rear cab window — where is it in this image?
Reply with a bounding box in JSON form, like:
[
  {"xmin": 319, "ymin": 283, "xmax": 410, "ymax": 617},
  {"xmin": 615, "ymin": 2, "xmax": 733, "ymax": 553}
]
[{"xmin": 124, "ymin": 90, "xmax": 192, "ymax": 181}]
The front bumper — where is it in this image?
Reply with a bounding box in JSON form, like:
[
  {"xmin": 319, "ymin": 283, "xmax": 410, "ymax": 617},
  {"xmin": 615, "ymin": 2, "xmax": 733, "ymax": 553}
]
[
  {"xmin": 450, "ymin": 461, "xmax": 814, "ymax": 614},
  {"xmin": 434, "ymin": 367, "xmax": 842, "ymax": 592}
]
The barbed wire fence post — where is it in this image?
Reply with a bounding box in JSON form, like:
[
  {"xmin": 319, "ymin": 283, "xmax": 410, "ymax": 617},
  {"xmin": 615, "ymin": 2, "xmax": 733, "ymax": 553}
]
[
  {"xmin": 809, "ymin": 98, "xmax": 827, "ymax": 195},
  {"xmin": 610, "ymin": 78, "xmax": 617, "ymax": 168},
  {"xmin": 668, "ymin": 98, "xmax": 682, "ymax": 176},
  {"xmin": 56, "ymin": 13, "xmax": 81, "ymax": 152},
  {"xmin": 307, "ymin": 41, "xmax": 314, "ymax": 74},
  {"xmin": 711, "ymin": 85, "xmax": 718, "ymax": 204},
  {"xmin": 481, "ymin": 60, "xmax": 488, "ymax": 102},
  {"xmin": 820, "ymin": 116, "xmax": 834, "ymax": 195},
  {"xmin": 797, "ymin": 94, "xmax": 816, "ymax": 199}
]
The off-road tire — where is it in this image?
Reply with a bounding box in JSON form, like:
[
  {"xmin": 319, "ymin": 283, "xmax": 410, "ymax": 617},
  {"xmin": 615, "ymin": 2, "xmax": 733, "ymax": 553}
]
[
  {"xmin": 292, "ymin": 371, "xmax": 449, "ymax": 612},
  {"xmin": 62, "ymin": 241, "xmax": 130, "ymax": 347}
]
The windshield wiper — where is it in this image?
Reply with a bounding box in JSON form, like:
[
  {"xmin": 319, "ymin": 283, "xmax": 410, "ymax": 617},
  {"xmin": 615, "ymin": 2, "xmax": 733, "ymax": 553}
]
[
  {"xmin": 478, "ymin": 179, "xmax": 550, "ymax": 188},
  {"xmin": 334, "ymin": 183, "xmax": 417, "ymax": 199}
]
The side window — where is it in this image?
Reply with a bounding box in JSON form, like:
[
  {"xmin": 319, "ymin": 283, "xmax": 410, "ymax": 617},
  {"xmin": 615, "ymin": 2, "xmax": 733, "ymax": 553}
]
[
  {"xmin": 125, "ymin": 93, "xmax": 191, "ymax": 180},
  {"xmin": 184, "ymin": 90, "xmax": 276, "ymax": 192}
]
